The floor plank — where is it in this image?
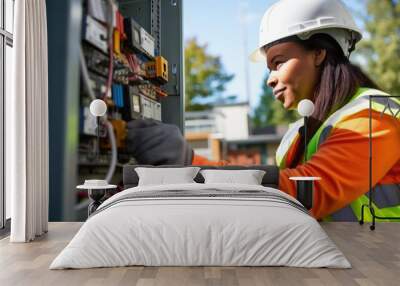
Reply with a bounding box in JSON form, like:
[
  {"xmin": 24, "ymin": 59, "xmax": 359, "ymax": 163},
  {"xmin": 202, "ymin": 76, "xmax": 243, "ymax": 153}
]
[{"xmin": 0, "ymin": 222, "xmax": 399, "ymax": 286}]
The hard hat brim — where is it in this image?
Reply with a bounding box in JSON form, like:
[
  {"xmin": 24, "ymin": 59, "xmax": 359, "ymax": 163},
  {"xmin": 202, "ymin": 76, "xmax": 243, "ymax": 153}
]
[
  {"xmin": 249, "ymin": 48, "xmax": 265, "ymax": 63},
  {"xmin": 249, "ymin": 25, "xmax": 363, "ymax": 63}
]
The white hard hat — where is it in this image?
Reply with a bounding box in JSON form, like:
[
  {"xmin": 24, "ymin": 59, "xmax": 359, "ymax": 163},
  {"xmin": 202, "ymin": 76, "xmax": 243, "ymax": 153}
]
[{"xmin": 250, "ymin": 0, "xmax": 362, "ymax": 62}]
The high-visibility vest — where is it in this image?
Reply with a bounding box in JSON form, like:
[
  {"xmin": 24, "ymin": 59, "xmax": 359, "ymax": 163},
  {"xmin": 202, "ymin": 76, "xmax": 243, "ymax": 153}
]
[{"xmin": 276, "ymin": 88, "xmax": 400, "ymax": 221}]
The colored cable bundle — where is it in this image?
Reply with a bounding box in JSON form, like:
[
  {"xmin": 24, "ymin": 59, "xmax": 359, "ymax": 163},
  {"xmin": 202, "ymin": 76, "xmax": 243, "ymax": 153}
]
[{"xmin": 112, "ymin": 84, "xmax": 124, "ymax": 108}]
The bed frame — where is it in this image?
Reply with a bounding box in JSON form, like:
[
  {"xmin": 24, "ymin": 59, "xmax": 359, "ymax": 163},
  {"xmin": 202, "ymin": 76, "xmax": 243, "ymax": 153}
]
[{"xmin": 123, "ymin": 165, "xmax": 280, "ymax": 190}]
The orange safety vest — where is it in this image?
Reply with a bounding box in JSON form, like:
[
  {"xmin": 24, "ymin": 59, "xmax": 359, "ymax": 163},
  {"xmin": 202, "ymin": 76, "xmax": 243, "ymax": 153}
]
[{"xmin": 277, "ymin": 88, "xmax": 400, "ymax": 221}]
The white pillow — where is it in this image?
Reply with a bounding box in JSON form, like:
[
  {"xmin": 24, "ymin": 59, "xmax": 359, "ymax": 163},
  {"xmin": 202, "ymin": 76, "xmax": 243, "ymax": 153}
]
[
  {"xmin": 200, "ymin": 169, "xmax": 266, "ymax": 185},
  {"xmin": 135, "ymin": 167, "xmax": 201, "ymax": 186}
]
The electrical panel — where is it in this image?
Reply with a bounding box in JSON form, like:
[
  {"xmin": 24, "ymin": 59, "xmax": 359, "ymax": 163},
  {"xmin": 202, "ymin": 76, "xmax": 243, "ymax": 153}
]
[
  {"xmin": 145, "ymin": 56, "xmax": 168, "ymax": 83},
  {"xmin": 83, "ymin": 15, "xmax": 109, "ymax": 53},
  {"xmin": 78, "ymin": 0, "xmax": 170, "ymax": 212},
  {"xmin": 87, "ymin": 0, "xmax": 109, "ymax": 23},
  {"xmin": 124, "ymin": 17, "xmax": 156, "ymax": 58},
  {"xmin": 46, "ymin": 0, "xmax": 183, "ymax": 221}
]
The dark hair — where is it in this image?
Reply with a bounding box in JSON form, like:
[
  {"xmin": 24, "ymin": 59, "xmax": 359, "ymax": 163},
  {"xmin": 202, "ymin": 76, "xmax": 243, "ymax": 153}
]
[{"xmin": 287, "ymin": 34, "xmax": 379, "ymax": 168}]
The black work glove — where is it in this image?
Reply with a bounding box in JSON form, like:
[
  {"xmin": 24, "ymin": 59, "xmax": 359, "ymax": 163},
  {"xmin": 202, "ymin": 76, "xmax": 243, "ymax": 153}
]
[{"xmin": 126, "ymin": 118, "xmax": 193, "ymax": 166}]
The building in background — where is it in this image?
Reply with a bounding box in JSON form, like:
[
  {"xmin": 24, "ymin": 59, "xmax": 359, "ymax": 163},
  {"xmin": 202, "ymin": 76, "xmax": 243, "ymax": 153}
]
[
  {"xmin": 185, "ymin": 110, "xmax": 224, "ymax": 160},
  {"xmin": 185, "ymin": 102, "xmax": 287, "ymax": 165}
]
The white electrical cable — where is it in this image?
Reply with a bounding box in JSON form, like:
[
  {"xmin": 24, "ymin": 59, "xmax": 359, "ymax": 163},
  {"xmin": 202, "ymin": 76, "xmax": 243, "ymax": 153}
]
[
  {"xmin": 104, "ymin": 0, "xmax": 117, "ymax": 184},
  {"xmin": 105, "ymin": 120, "xmax": 117, "ymax": 183},
  {"xmin": 79, "ymin": 48, "xmax": 96, "ymax": 100},
  {"xmin": 79, "ymin": 0, "xmax": 118, "ymax": 184}
]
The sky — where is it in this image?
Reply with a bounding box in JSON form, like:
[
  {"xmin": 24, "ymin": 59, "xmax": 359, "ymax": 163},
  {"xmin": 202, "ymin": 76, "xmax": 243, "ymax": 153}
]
[{"xmin": 183, "ymin": 0, "xmax": 366, "ymax": 111}]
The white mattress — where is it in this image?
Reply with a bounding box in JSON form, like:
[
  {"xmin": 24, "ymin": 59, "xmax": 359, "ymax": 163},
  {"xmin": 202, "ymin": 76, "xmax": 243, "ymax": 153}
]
[{"xmin": 50, "ymin": 183, "xmax": 350, "ymax": 269}]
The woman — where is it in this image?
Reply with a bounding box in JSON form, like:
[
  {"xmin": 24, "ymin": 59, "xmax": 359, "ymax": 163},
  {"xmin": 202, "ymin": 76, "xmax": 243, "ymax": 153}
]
[
  {"xmin": 127, "ymin": 0, "xmax": 400, "ymax": 221},
  {"xmin": 193, "ymin": 0, "xmax": 400, "ymax": 221}
]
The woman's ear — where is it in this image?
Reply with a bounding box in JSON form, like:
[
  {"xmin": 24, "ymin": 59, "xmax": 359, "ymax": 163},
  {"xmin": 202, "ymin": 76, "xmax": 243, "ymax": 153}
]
[{"xmin": 314, "ymin": 49, "xmax": 327, "ymax": 67}]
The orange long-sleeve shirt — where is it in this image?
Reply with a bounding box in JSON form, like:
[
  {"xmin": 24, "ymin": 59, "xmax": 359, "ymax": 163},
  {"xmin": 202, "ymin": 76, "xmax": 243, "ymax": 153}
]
[{"xmin": 192, "ymin": 109, "xmax": 400, "ymax": 219}]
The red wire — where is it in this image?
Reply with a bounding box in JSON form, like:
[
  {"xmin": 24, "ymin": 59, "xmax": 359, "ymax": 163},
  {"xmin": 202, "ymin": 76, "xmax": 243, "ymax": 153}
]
[{"xmin": 128, "ymin": 55, "xmax": 135, "ymax": 72}]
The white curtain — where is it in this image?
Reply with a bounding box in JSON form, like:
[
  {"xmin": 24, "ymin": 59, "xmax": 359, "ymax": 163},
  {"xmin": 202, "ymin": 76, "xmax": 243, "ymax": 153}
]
[{"xmin": 8, "ymin": 0, "xmax": 49, "ymax": 242}]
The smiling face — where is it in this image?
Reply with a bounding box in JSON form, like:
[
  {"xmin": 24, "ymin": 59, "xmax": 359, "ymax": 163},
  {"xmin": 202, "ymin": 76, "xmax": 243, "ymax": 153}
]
[{"xmin": 265, "ymin": 41, "xmax": 326, "ymax": 109}]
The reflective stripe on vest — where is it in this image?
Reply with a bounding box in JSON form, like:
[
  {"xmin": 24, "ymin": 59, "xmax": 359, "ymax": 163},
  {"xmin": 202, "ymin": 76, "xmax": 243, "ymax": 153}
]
[
  {"xmin": 330, "ymin": 183, "xmax": 400, "ymax": 221},
  {"xmin": 276, "ymin": 88, "xmax": 400, "ymax": 221},
  {"xmin": 308, "ymin": 88, "xmax": 400, "ymax": 158},
  {"xmin": 276, "ymin": 118, "xmax": 303, "ymax": 169}
]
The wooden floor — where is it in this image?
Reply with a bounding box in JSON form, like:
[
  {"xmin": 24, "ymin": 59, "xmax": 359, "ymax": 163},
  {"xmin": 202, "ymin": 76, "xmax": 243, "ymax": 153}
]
[{"xmin": 0, "ymin": 222, "xmax": 399, "ymax": 286}]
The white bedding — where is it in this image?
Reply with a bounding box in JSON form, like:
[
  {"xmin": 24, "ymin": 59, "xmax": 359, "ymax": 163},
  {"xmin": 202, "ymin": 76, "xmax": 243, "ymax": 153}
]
[{"xmin": 50, "ymin": 183, "xmax": 351, "ymax": 269}]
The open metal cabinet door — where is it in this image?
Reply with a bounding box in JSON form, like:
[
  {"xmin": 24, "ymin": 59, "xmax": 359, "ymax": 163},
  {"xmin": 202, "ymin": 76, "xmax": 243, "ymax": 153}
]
[
  {"xmin": 46, "ymin": 0, "xmax": 82, "ymax": 221},
  {"xmin": 160, "ymin": 0, "xmax": 184, "ymax": 133}
]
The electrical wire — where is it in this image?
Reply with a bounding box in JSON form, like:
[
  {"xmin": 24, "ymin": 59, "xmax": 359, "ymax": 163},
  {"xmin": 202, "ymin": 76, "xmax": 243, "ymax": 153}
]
[
  {"xmin": 79, "ymin": 48, "xmax": 96, "ymax": 100},
  {"xmin": 105, "ymin": 120, "xmax": 117, "ymax": 182},
  {"xmin": 103, "ymin": 13, "xmax": 114, "ymax": 100},
  {"xmin": 79, "ymin": 0, "xmax": 118, "ymax": 185}
]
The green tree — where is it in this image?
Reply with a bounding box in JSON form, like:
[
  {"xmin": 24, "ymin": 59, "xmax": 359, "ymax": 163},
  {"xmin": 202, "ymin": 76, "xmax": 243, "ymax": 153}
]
[
  {"xmin": 252, "ymin": 73, "xmax": 298, "ymax": 127},
  {"xmin": 184, "ymin": 38, "xmax": 234, "ymax": 111},
  {"xmin": 359, "ymin": 0, "xmax": 400, "ymax": 94}
]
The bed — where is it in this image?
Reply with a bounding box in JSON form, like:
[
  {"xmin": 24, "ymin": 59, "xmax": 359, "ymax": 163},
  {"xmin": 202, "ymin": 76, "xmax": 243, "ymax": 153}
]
[{"xmin": 50, "ymin": 165, "xmax": 350, "ymax": 269}]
